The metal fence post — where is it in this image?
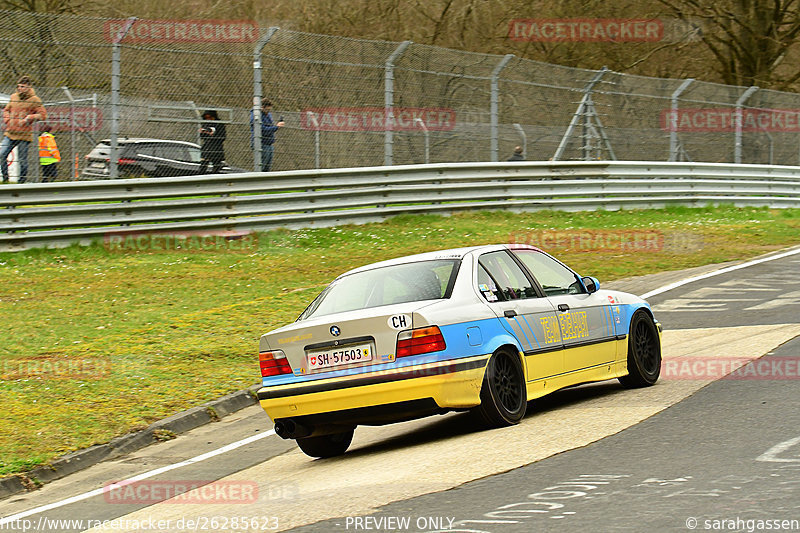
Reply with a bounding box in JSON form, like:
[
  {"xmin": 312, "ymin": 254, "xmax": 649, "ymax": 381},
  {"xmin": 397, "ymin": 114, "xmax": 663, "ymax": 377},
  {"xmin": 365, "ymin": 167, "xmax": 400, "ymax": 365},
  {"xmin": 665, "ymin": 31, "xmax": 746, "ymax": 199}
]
[
  {"xmin": 491, "ymin": 54, "xmax": 514, "ymax": 162},
  {"xmin": 253, "ymin": 27, "xmax": 279, "ymax": 172},
  {"xmin": 735, "ymin": 86, "xmax": 758, "ymax": 164},
  {"xmin": 109, "ymin": 17, "xmax": 137, "ymax": 180},
  {"xmin": 60, "ymin": 86, "xmax": 76, "ymax": 180},
  {"xmin": 306, "ymin": 111, "xmax": 321, "ymax": 169},
  {"xmin": 669, "ymin": 79, "xmax": 693, "ymax": 161},
  {"xmin": 414, "ymin": 118, "xmax": 429, "ymax": 164},
  {"xmin": 32, "ymin": 122, "xmax": 40, "ymax": 182},
  {"xmin": 384, "ymin": 41, "xmax": 412, "ymax": 167},
  {"xmin": 513, "ymin": 123, "xmax": 527, "ymax": 159},
  {"xmin": 761, "ymin": 127, "xmax": 774, "ymax": 165}
]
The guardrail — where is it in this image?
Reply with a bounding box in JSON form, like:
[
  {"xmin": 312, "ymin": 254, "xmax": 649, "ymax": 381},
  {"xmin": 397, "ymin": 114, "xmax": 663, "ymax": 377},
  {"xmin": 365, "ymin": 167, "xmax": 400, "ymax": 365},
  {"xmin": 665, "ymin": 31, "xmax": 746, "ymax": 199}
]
[{"xmin": 2, "ymin": 161, "xmax": 800, "ymax": 251}]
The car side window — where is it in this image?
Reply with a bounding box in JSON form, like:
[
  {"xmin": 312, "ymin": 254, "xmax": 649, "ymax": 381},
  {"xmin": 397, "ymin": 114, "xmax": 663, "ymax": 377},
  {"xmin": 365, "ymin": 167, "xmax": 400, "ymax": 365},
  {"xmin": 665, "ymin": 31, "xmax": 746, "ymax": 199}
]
[
  {"xmin": 176, "ymin": 146, "xmax": 191, "ymax": 162},
  {"xmin": 477, "ymin": 251, "xmax": 538, "ymax": 301},
  {"xmin": 514, "ymin": 250, "xmax": 584, "ymax": 296},
  {"xmin": 136, "ymin": 143, "xmax": 157, "ymax": 158},
  {"xmin": 477, "ymin": 265, "xmax": 502, "ymax": 302},
  {"xmin": 159, "ymin": 144, "xmax": 188, "ymax": 161},
  {"xmin": 151, "ymin": 145, "xmax": 168, "ymax": 159}
]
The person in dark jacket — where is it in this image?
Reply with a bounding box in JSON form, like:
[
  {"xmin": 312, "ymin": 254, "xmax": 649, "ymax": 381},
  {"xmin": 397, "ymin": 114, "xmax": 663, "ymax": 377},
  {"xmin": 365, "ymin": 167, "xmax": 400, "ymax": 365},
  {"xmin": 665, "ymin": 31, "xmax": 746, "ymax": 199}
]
[
  {"xmin": 249, "ymin": 100, "xmax": 284, "ymax": 171},
  {"xmin": 507, "ymin": 145, "xmax": 525, "ymax": 161},
  {"xmin": 199, "ymin": 110, "xmax": 226, "ymax": 174}
]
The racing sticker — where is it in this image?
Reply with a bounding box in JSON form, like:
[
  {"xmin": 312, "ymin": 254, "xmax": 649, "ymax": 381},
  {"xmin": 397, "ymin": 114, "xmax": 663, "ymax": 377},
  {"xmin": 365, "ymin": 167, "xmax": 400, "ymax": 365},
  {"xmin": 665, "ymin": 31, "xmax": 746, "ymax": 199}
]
[
  {"xmin": 388, "ymin": 314, "xmax": 412, "ymax": 330},
  {"xmin": 479, "ymin": 283, "xmax": 499, "ymax": 302}
]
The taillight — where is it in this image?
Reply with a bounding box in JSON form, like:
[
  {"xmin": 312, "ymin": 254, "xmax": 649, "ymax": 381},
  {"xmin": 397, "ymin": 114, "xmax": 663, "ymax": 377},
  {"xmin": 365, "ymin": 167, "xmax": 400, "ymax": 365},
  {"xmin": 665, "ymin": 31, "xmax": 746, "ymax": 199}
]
[
  {"xmin": 118, "ymin": 158, "xmax": 136, "ymax": 165},
  {"xmin": 396, "ymin": 326, "xmax": 446, "ymax": 358},
  {"xmin": 259, "ymin": 350, "xmax": 292, "ymax": 377}
]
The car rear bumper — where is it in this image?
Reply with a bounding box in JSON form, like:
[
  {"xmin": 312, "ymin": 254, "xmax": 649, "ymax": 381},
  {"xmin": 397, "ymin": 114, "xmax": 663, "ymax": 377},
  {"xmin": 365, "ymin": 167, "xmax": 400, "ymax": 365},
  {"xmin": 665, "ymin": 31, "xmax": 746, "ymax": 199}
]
[{"xmin": 257, "ymin": 354, "xmax": 490, "ymax": 422}]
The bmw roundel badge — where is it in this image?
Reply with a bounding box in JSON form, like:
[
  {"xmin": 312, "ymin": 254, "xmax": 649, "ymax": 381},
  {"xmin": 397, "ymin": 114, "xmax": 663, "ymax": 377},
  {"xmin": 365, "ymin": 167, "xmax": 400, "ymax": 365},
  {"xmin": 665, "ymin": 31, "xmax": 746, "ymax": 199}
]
[{"xmin": 330, "ymin": 325, "xmax": 341, "ymax": 337}]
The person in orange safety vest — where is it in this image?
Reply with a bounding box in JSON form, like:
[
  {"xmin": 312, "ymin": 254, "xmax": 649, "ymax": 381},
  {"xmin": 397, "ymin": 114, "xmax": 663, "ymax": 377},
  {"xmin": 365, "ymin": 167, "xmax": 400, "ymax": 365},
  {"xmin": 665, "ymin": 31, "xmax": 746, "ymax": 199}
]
[{"xmin": 38, "ymin": 122, "xmax": 60, "ymax": 182}]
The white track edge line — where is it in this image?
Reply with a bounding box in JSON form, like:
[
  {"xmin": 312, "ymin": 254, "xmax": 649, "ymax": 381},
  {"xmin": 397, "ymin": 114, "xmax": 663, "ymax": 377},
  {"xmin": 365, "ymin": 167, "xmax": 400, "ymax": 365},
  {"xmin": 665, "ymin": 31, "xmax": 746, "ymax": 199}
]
[
  {"xmin": 0, "ymin": 429, "xmax": 276, "ymax": 524},
  {"xmin": 640, "ymin": 246, "xmax": 800, "ymax": 300}
]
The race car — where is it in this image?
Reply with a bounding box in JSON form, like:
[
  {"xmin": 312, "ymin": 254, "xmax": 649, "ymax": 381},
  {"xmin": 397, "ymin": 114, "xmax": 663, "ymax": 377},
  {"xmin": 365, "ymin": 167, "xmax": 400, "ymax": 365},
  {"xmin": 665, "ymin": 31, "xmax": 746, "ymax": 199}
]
[{"xmin": 256, "ymin": 244, "xmax": 662, "ymax": 458}]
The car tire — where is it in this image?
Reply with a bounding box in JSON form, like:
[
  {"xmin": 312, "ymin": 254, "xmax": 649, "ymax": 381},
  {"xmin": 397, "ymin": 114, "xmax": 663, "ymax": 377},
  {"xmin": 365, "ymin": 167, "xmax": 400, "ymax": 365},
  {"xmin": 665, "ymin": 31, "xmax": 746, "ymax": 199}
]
[
  {"xmin": 296, "ymin": 428, "xmax": 354, "ymax": 459},
  {"xmin": 474, "ymin": 349, "xmax": 526, "ymax": 427},
  {"xmin": 619, "ymin": 310, "xmax": 661, "ymax": 388}
]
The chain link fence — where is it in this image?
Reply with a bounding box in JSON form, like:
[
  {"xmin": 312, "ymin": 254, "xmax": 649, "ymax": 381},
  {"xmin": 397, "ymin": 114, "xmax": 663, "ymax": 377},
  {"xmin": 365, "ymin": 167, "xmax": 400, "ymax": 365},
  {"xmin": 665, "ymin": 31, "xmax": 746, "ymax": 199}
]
[{"xmin": 3, "ymin": 9, "xmax": 800, "ymax": 182}]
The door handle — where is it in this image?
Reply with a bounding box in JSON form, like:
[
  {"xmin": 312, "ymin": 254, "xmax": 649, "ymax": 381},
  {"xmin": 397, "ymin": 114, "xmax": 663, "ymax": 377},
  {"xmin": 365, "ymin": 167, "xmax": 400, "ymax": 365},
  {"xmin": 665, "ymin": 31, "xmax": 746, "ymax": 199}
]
[
  {"xmin": 504, "ymin": 310, "xmax": 518, "ymax": 318},
  {"xmin": 558, "ymin": 304, "xmax": 570, "ymax": 312}
]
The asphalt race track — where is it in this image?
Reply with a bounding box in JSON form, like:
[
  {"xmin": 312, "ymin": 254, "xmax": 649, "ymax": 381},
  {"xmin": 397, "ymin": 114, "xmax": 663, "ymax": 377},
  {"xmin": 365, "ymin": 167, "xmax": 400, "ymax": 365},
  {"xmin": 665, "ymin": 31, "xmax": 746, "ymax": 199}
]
[{"xmin": 2, "ymin": 247, "xmax": 799, "ymax": 533}]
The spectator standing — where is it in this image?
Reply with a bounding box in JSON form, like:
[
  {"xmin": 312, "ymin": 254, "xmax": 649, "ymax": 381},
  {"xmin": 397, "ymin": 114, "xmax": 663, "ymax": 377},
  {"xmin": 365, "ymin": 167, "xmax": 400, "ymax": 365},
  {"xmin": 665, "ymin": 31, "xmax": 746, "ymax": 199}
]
[
  {"xmin": 1, "ymin": 75, "xmax": 47, "ymax": 183},
  {"xmin": 38, "ymin": 123, "xmax": 60, "ymax": 182},
  {"xmin": 250, "ymin": 100, "xmax": 284, "ymax": 171},
  {"xmin": 507, "ymin": 146, "xmax": 525, "ymax": 161},
  {"xmin": 198, "ymin": 109, "xmax": 226, "ymax": 174}
]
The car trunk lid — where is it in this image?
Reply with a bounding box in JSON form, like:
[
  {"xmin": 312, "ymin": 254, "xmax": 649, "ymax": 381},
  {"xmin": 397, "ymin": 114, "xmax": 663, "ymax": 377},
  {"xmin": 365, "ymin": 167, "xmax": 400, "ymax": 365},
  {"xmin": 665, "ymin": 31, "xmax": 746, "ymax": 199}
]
[{"xmin": 261, "ymin": 303, "xmax": 427, "ymax": 376}]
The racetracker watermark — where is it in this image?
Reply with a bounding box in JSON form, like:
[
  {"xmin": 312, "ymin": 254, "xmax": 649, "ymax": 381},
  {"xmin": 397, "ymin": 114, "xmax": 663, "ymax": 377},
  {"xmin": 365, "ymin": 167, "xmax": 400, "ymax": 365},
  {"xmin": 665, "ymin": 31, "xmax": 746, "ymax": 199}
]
[
  {"xmin": 42, "ymin": 107, "xmax": 103, "ymax": 132},
  {"xmin": 661, "ymin": 108, "xmax": 800, "ymax": 132},
  {"xmin": 510, "ymin": 229, "xmax": 664, "ymax": 253},
  {"xmin": 103, "ymin": 230, "xmax": 258, "ymax": 253},
  {"xmin": 663, "ymin": 357, "xmax": 800, "ymax": 381},
  {"xmin": 509, "ymin": 18, "xmax": 663, "ymax": 42},
  {"xmin": 0, "ymin": 516, "xmax": 280, "ymax": 531},
  {"xmin": 509, "ymin": 230, "xmax": 704, "ymax": 254},
  {"xmin": 1, "ymin": 355, "xmax": 111, "ymax": 381},
  {"xmin": 103, "ymin": 480, "xmax": 261, "ymax": 505},
  {"xmin": 104, "ymin": 19, "xmax": 258, "ymax": 43},
  {"xmin": 301, "ymin": 107, "xmax": 456, "ymax": 132}
]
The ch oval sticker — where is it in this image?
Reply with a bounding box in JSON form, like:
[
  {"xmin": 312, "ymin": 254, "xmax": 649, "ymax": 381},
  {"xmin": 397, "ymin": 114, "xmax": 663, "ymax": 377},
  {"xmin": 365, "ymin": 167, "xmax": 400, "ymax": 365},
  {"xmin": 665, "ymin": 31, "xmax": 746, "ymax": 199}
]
[{"xmin": 388, "ymin": 314, "xmax": 411, "ymax": 330}]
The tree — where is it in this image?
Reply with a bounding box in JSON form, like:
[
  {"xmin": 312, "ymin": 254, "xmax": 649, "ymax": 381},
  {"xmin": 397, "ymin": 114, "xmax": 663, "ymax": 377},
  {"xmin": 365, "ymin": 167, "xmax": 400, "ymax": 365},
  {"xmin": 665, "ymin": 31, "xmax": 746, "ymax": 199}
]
[
  {"xmin": 658, "ymin": 0, "xmax": 800, "ymax": 90},
  {"xmin": 0, "ymin": 0, "xmax": 85, "ymax": 14}
]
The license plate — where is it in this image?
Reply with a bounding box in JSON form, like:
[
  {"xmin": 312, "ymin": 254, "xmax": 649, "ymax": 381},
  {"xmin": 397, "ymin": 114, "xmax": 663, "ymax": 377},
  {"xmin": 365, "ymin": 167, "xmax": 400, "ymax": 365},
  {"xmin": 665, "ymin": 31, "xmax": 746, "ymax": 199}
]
[
  {"xmin": 90, "ymin": 162, "xmax": 106, "ymax": 169},
  {"xmin": 307, "ymin": 342, "xmax": 373, "ymax": 371}
]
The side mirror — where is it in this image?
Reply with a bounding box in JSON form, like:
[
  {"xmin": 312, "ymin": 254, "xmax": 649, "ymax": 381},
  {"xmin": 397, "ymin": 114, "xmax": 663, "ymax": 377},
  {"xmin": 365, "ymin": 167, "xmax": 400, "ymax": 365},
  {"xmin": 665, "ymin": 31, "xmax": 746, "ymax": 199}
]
[{"xmin": 582, "ymin": 276, "xmax": 600, "ymax": 294}]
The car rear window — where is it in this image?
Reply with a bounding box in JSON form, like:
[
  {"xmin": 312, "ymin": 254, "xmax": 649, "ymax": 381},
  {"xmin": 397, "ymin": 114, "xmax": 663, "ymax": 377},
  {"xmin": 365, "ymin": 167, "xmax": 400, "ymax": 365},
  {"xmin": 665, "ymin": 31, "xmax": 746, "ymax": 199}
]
[{"xmin": 298, "ymin": 260, "xmax": 460, "ymax": 320}]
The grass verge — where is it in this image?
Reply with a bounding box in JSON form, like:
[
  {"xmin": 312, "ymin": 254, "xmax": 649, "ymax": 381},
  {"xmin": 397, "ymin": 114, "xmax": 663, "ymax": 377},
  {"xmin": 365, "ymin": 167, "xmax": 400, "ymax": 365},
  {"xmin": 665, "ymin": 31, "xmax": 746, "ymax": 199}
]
[{"xmin": 1, "ymin": 205, "xmax": 800, "ymax": 476}]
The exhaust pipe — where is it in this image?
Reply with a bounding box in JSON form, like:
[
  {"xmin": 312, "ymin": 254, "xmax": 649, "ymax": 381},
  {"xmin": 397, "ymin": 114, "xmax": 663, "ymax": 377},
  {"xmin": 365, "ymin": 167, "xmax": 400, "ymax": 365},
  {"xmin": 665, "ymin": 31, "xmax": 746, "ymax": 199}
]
[
  {"xmin": 273, "ymin": 420, "xmax": 291, "ymax": 439},
  {"xmin": 274, "ymin": 419, "xmax": 311, "ymax": 439},
  {"xmin": 274, "ymin": 419, "xmax": 354, "ymax": 439}
]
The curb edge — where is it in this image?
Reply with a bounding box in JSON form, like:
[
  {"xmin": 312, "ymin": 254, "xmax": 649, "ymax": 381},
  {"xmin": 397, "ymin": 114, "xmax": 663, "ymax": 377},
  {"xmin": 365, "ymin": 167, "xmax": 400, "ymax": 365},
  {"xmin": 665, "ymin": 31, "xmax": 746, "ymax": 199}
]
[{"xmin": 0, "ymin": 383, "xmax": 262, "ymax": 501}]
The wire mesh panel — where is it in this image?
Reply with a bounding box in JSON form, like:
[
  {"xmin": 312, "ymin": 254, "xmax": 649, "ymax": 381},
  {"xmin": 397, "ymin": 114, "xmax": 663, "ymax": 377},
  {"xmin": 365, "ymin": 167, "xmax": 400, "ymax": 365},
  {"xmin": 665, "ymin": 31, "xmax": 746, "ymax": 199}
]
[
  {"xmin": 737, "ymin": 88, "xmax": 800, "ymax": 166},
  {"xmin": 499, "ymin": 59, "xmax": 603, "ymax": 162},
  {"xmin": 390, "ymin": 44, "xmax": 498, "ymax": 164},
  {"xmin": 4, "ymin": 9, "xmax": 800, "ymax": 181},
  {"xmin": 666, "ymin": 80, "xmax": 753, "ymax": 164},
  {"xmin": 112, "ymin": 21, "xmax": 256, "ymax": 172},
  {"xmin": 259, "ymin": 30, "xmax": 399, "ymax": 170}
]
